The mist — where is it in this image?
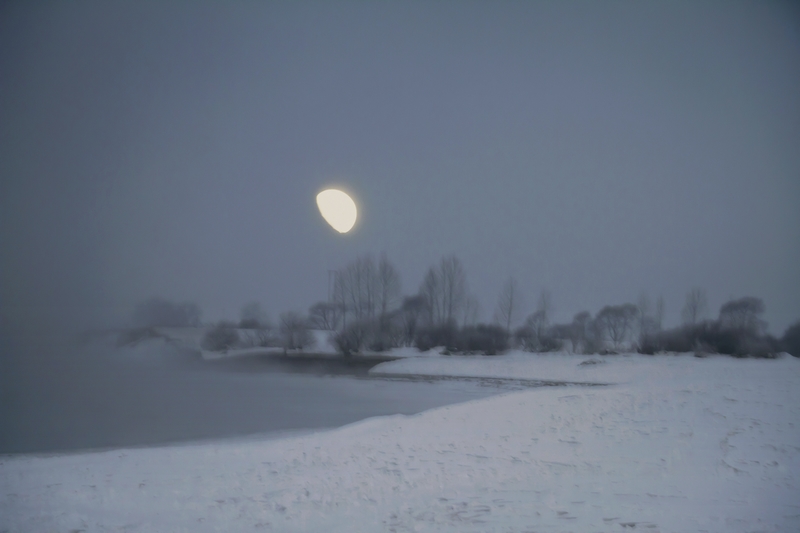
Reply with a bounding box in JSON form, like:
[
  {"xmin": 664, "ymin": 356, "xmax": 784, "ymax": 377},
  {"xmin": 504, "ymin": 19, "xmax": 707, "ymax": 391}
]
[
  {"xmin": 2, "ymin": 1, "xmax": 798, "ymax": 345},
  {"xmin": 2, "ymin": 3, "xmax": 800, "ymax": 530}
]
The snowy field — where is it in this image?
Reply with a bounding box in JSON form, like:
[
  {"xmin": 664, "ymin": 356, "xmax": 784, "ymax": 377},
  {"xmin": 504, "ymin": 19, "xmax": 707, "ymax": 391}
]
[{"xmin": 2, "ymin": 352, "xmax": 799, "ymax": 532}]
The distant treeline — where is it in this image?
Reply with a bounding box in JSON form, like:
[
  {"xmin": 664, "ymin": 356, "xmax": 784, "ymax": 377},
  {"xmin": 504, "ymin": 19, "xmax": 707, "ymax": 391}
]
[{"xmin": 130, "ymin": 254, "xmax": 800, "ymax": 358}]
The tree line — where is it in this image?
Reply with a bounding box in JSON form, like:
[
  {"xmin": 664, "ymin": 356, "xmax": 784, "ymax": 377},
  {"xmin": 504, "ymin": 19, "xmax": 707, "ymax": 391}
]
[{"xmin": 128, "ymin": 255, "xmax": 800, "ymax": 358}]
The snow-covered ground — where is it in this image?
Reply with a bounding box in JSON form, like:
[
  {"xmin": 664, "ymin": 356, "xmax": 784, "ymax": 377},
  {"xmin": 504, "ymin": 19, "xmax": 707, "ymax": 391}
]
[{"xmin": 2, "ymin": 352, "xmax": 798, "ymax": 532}]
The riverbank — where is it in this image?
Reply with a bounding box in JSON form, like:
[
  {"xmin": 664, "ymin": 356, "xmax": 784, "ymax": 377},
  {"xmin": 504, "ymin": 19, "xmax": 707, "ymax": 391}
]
[
  {"xmin": 2, "ymin": 352, "xmax": 799, "ymax": 532},
  {"xmin": 206, "ymin": 352, "xmax": 400, "ymax": 376}
]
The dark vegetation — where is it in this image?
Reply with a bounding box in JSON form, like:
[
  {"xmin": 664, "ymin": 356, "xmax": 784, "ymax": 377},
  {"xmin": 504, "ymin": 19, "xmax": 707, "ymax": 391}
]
[
  {"xmin": 128, "ymin": 256, "xmax": 798, "ymax": 359},
  {"xmin": 201, "ymin": 321, "xmax": 239, "ymax": 352},
  {"xmin": 639, "ymin": 297, "xmax": 782, "ymax": 358}
]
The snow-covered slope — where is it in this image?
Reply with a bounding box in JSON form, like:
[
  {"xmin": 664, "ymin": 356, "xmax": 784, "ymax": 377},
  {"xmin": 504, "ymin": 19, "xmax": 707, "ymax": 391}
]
[
  {"xmin": 369, "ymin": 350, "xmax": 725, "ymax": 384},
  {"xmin": 2, "ymin": 353, "xmax": 798, "ymax": 532}
]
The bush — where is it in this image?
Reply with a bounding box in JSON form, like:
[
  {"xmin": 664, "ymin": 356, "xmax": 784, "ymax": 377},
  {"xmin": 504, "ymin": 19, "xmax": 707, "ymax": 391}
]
[
  {"xmin": 279, "ymin": 312, "xmax": 315, "ymax": 351},
  {"xmin": 333, "ymin": 321, "xmax": 372, "ymax": 356},
  {"xmin": 414, "ymin": 321, "xmax": 459, "ymax": 352},
  {"xmin": 640, "ymin": 320, "xmax": 781, "ymax": 358},
  {"xmin": 735, "ymin": 334, "xmax": 781, "ymax": 359},
  {"xmin": 538, "ymin": 334, "xmax": 563, "ymax": 353},
  {"xmin": 513, "ymin": 324, "xmax": 536, "ymax": 352},
  {"xmin": 255, "ymin": 327, "xmax": 279, "ymax": 347},
  {"xmin": 456, "ymin": 324, "xmax": 509, "ymax": 355},
  {"xmin": 581, "ymin": 335, "xmax": 603, "ymax": 355},
  {"xmin": 368, "ymin": 335, "xmax": 391, "ymax": 353},
  {"xmin": 202, "ymin": 321, "xmax": 239, "ymax": 351},
  {"xmin": 513, "ymin": 326, "xmax": 563, "ymax": 353}
]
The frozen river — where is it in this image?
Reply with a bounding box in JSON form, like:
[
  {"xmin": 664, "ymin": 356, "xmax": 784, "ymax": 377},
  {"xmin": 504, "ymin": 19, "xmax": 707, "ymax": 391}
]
[{"xmin": 0, "ymin": 347, "xmax": 504, "ymax": 454}]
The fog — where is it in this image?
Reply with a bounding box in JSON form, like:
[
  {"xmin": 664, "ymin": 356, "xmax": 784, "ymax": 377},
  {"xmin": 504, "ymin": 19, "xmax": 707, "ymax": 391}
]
[
  {"xmin": 1, "ymin": 2, "xmax": 799, "ymax": 451},
  {"xmin": 0, "ymin": 341, "xmax": 503, "ymax": 454},
  {"xmin": 2, "ymin": 2, "xmax": 799, "ymax": 339}
]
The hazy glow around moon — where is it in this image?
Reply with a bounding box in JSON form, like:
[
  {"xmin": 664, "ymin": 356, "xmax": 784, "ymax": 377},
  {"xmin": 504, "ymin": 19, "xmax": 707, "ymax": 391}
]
[{"xmin": 316, "ymin": 189, "xmax": 357, "ymax": 233}]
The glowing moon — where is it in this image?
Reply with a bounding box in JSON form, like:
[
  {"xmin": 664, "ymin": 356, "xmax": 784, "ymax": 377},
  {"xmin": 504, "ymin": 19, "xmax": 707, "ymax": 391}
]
[{"xmin": 316, "ymin": 189, "xmax": 357, "ymax": 233}]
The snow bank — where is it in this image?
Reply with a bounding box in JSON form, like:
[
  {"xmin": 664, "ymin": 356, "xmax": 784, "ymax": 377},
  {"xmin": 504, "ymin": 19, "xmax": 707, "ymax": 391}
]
[
  {"xmin": 369, "ymin": 350, "xmax": 720, "ymax": 385},
  {"xmin": 2, "ymin": 354, "xmax": 799, "ymax": 532}
]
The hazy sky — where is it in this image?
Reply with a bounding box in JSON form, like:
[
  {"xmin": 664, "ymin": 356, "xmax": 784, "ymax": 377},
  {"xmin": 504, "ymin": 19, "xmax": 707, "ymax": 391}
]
[{"xmin": 1, "ymin": 1, "xmax": 799, "ymax": 335}]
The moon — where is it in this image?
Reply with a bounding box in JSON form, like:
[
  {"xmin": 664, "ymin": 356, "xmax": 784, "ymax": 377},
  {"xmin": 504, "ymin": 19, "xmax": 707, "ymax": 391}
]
[{"xmin": 316, "ymin": 189, "xmax": 357, "ymax": 234}]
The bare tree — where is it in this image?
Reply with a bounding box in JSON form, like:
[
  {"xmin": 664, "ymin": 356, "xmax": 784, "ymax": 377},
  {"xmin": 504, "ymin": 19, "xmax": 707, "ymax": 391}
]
[
  {"xmin": 343, "ymin": 255, "xmax": 374, "ymax": 321},
  {"xmin": 636, "ymin": 292, "xmax": 659, "ymax": 342},
  {"xmin": 515, "ymin": 309, "xmax": 547, "ymax": 351},
  {"xmin": 567, "ymin": 311, "xmax": 592, "ymax": 353},
  {"xmin": 495, "ymin": 277, "xmax": 519, "ymax": 332},
  {"xmin": 279, "ymin": 311, "xmax": 315, "ymax": 351},
  {"xmin": 419, "ymin": 266, "xmax": 442, "ymax": 325},
  {"xmin": 537, "ymin": 290, "xmax": 553, "ymax": 326},
  {"xmin": 334, "ymin": 254, "xmax": 383, "ymax": 325},
  {"xmin": 440, "ymin": 255, "xmax": 467, "ymax": 325},
  {"xmin": 654, "ymin": 296, "xmax": 665, "ymax": 332},
  {"xmin": 327, "ymin": 254, "xmax": 401, "ymax": 349},
  {"xmin": 462, "ymin": 294, "xmax": 480, "ymax": 328},
  {"xmin": 400, "ymin": 295, "xmax": 426, "ymax": 346},
  {"xmin": 595, "ymin": 304, "xmax": 638, "ymax": 349},
  {"xmin": 308, "ymin": 301, "xmax": 340, "ymax": 331},
  {"xmin": 718, "ymin": 296, "xmax": 766, "ymax": 335},
  {"xmin": 377, "ymin": 253, "xmax": 402, "ymax": 323},
  {"xmin": 361, "ymin": 255, "xmax": 378, "ymax": 320},
  {"xmin": 332, "ymin": 271, "xmax": 349, "ymax": 329},
  {"xmin": 681, "ymin": 288, "xmax": 708, "ymax": 325},
  {"xmin": 637, "ymin": 292, "xmax": 651, "ymax": 329},
  {"xmin": 513, "ymin": 290, "xmax": 555, "ymax": 351},
  {"xmin": 419, "ymin": 255, "xmax": 468, "ymax": 327}
]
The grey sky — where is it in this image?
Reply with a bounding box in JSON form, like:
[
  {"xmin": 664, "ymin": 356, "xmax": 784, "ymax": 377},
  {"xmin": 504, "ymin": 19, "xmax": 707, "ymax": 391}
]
[{"xmin": 1, "ymin": 1, "xmax": 799, "ymax": 336}]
